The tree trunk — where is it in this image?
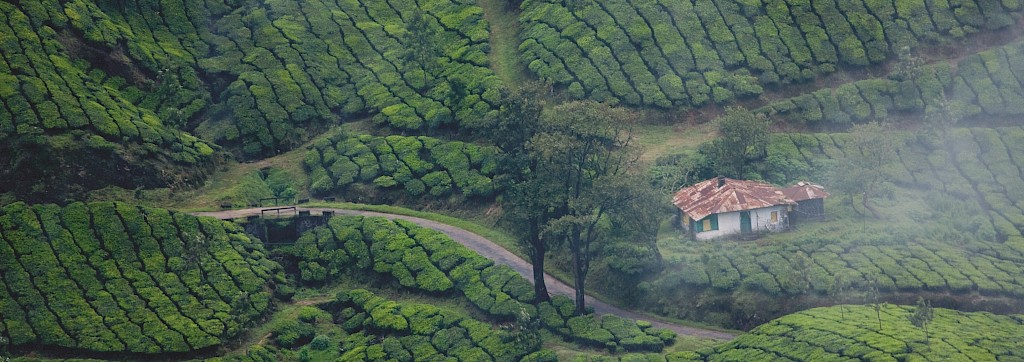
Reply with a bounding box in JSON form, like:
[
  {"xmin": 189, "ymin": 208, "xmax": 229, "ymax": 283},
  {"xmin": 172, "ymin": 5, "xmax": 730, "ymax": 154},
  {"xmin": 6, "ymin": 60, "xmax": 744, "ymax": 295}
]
[
  {"xmin": 529, "ymin": 237, "xmax": 550, "ymax": 303},
  {"xmin": 572, "ymin": 238, "xmax": 586, "ymax": 315}
]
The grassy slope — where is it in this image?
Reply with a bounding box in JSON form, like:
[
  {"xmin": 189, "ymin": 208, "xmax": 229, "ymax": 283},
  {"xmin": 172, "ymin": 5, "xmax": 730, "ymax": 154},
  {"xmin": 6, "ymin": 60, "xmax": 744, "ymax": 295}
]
[{"xmin": 477, "ymin": 0, "xmax": 530, "ymax": 88}]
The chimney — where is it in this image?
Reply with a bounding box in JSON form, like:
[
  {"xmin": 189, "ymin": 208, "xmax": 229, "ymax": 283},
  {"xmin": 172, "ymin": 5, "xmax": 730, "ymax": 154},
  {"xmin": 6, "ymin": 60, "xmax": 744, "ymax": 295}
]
[{"xmin": 717, "ymin": 176, "xmax": 726, "ymax": 188}]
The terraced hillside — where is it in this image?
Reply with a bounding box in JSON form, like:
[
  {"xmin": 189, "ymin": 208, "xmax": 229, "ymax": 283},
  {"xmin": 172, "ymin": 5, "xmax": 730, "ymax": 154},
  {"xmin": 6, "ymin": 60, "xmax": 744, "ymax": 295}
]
[
  {"xmin": 518, "ymin": 0, "xmax": 1023, "ymax": 108},
  {"xmin": 304, "ymin": 134, "xmax": 499, "ymax": 200},
  {"xmin": 0, "ymin": 0, "xmax": 498, "ymax": 201},
  {"xmin": 675, "ymin": 305, "xmax": 1024, "ymax": 361},
  {"xmin": 0, "ymin": 202, "xmax": 282, "ymax": 353},
  {"xmin": 278, "ymin": 215, "xmax": 677, "ymax": 352},
  {"xmin": 644, "ymin": 126, "xmax": 1024, "ymax": 328},
  {"xmin": 759, "ymin": 40, "xmax": 1024, "ymax": 127}
]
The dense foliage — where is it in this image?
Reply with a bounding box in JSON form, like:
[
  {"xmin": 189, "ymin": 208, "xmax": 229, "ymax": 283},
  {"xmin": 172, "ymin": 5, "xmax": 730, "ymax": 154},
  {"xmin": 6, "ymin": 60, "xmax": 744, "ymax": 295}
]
[
  {"xmin": 0, "ymin": 0, "xmax": 500, "ymax": 200},
  {"xmin": 0, "ymin": 202, "xmax": 282, "ymax": 353},
  {"xmin": 673, "ymin": 305, "xmax": 1024, "ymax": 361},
  {"xmin": 643, "ymin": 126, "xmax": 1024, "ymax": 328},
  {"xmin": 330, "ymin": 289, "xmax": 539, "ymax": 361},
  {"xmin": 278, "ymin": 215, "xmax": 679, "ymax": 354},
  {"xmin": 278, "ymin": 215, "xmax": 536, "ymax": 319},
  {"xmin": 539, "ymin": 295, "xmax": 676, "ymax": 353},
  {"xmin": 304, "ymin": 134, "xmax": 498, "ymax": 200},
  {"xmin": 518, "ymin": 0, "xmax": 1021, "ymax": 107},
  {"xmin": 760, "ymin": 40, "xmax": 1024, "ymax": 128},
  {"xmin": 0, "ymin": 1, "xmax": 217, "ymax": 201}
]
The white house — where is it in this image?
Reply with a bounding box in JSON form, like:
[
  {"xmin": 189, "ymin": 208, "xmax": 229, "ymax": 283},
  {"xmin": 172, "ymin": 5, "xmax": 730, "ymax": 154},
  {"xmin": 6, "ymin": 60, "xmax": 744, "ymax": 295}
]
[{"xmin": 673, "ymin": 177, "xmax": 797, "ymax": 240}]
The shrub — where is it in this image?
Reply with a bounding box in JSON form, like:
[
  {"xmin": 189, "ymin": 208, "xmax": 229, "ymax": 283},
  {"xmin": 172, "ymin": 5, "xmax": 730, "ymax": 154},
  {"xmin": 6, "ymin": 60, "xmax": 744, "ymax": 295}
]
[{"xmin": 272, "ymin": 320, "xmax": 315, "ymax": 348}]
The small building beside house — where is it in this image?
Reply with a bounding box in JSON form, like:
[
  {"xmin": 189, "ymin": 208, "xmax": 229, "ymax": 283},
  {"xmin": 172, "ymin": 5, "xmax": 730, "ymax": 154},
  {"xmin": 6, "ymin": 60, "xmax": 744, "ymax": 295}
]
[
  {"xmin": 782, "ymin": 181, "xmax": 830, "ymax": 224},
  {"xmin": 673, "ymin": 177, "xmax": 796, "ymax": 240}
]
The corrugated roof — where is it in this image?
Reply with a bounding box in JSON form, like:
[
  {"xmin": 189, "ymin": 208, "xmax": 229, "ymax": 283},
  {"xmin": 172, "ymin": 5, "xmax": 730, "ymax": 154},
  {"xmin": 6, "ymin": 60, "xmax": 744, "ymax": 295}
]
[
  {"xmin": 673, "ymin": 177, "xmax": 796, "ymax": 221},
  {"xmin": 782, "ymin": 181, "xmax": 831, "ymax": 202}
]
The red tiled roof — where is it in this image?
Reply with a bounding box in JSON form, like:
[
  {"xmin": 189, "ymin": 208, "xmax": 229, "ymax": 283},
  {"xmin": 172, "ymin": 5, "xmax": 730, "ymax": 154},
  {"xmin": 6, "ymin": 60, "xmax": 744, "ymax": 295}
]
[
  {"xmin": 782, "ymin": 181, "xmax": 831, "ymax": 202},
  {"xmin": 672, "ymin": 177, "xmax": 796, "ymax": 221}
]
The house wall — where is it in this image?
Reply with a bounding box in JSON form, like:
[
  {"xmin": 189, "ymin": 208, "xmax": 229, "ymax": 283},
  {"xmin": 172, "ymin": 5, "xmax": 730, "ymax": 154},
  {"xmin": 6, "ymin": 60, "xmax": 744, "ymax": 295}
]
[{"xmin": 694, "ymin": 205, "xmax": 789, "ymax": 240}]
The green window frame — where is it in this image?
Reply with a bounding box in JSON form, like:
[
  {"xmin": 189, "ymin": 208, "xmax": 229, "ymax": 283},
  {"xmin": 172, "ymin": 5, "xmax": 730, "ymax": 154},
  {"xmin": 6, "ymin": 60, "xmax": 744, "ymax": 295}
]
[{"xmin": 693, "ymin": 214, "xmax": 719, "ymax": 232}]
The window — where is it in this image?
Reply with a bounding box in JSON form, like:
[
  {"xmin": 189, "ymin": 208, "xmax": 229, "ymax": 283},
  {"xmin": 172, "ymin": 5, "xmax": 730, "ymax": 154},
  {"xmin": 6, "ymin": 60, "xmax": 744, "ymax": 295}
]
[
  {"xmin": 771, "ymin": 211, "xmax": 778, "ymax": 223},
  {"xmin": 695, "ymin": 214, "xmax": 719, "ymax": 232}
]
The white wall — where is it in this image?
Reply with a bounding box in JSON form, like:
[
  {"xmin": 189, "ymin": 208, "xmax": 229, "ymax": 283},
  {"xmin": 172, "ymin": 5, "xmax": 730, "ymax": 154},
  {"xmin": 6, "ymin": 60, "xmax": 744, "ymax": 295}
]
[{"xmin": 694, "ymin": 205, "xmax": 789, "ymax": 240}]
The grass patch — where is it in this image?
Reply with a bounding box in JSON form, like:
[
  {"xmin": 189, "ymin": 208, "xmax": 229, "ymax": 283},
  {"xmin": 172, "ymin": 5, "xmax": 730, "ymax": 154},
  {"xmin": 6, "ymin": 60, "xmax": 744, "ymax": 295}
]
[
  {"xmin": 477, "ymin": 0, "xmax": 530, "ymax": 87},
  {"xmin": 636, "ymin": 122, "xmax": 717, "ymax": 162}
]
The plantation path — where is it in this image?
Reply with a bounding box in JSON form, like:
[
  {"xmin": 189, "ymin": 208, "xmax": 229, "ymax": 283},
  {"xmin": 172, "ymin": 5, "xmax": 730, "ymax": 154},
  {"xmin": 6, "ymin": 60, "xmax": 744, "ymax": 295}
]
[{"xmin": 192, "ymin": 207, "xmax": 737, "ymax": 341}]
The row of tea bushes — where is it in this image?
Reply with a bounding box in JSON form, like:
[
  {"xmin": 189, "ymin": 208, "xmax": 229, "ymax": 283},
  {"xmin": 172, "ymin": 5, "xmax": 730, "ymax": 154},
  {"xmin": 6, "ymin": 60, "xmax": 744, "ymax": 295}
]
[{"xmin": 0, "ymin": 202, "xmax": 282, "ymax": 353}]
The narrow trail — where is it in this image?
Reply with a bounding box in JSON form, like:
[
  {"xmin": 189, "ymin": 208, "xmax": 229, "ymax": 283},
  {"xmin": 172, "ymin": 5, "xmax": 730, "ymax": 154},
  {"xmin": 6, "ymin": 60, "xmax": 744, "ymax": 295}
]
[{"xmin": 192, "ymin": 206, "xmax": 737, "ymax": 341}]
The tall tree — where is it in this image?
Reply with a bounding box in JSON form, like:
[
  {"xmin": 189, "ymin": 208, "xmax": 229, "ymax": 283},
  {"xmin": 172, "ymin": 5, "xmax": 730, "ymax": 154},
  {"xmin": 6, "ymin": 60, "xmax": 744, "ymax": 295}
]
[
  {"xmin": 705, "ymin": 107, "xmax": 771, "ymax": 178},
  {"xmin": 828, "ymin": 122, "xmax": 898, "ymax": 218},
  {"xmin": 909, "ymin": 297, "xmax": 934, "ymax": 345},
  {"xmin": 533, "ymin": 101, "xmax": 646, "ymax": 314},
  {"xmin": 401, "ymin": 11, "xmax": 441, "ymax": 89},
  {"xmin": 486, "ymin": 84, "xmax": 552, "ymax": 302}
]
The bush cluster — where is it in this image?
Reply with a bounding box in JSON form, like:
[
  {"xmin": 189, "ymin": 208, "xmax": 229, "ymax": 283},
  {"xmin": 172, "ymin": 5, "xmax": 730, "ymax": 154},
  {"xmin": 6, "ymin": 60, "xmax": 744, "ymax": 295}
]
[
  {"xmin": 0, "ymin": 202, "xmax": 282, "ymax": 353},
  {"xmin": 518, "ymin": 0, "xmax": 1021, "ymax": 107},
  {"xmin": 0, "ymin": 2, "xmax": 214, "ymax": 163},
  {"xmin": 677, "ymin": 305, "xmax": 1024, "ymax": 361},
  {"xmin": 331, "ymin": 289, "xmax": 537, "ymax": 361},
  {"xmin": 760, "ymin": 41, "xmax": 1024, "ymax": 128},
  {"xmin": 538, "ymin": 296, "xmax": 675, "ymax": 353},
  {"xmin": 277, "ymin": 216, "xmax": 536, "ymax": 320},
  {"xmin": 199, "ymin": 0, "xmax": 498, "ymax": 156},
  {"xmin": 305, "ymin": 134, "xmax": 498, "ymax": 199},
  {"xmin": 2, "ymin": 0, "xmax": 499, "ymax": 162}
]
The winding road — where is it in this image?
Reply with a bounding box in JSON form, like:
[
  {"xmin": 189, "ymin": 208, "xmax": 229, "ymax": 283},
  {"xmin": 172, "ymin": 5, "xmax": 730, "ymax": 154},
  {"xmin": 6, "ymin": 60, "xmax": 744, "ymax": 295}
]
[{"xmin": 191, "ymin": 206, "xmax": 737, "ymax": 341}]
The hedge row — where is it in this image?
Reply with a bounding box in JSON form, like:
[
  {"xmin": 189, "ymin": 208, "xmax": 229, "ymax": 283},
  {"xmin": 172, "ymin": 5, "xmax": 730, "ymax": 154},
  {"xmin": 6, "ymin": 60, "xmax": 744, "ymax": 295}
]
[
  {"xmin": 518, "ymin": 0, "xmax": 1021, "ymax": 107},
  {"xmin": 277, "ymin": 215, "xmax": 535, "ymax": 320},
  {"xmin": 199, "ymin": 0, "xmax": 498, "ymax": 156},
  {"xmin": 538, "ymin": 295, "xmax": 676, "ymax": 353},
  {"xmin": 759, "ymin": 40, "xmax": 1024, "ymax": 128},
  {"xmin": 328, "ymin": 289, "xmax": 537, "ymax": 361},
  {"xmin": 676, "ymin": 305, "xmax": 1024, "ymax": 361},
  {"xmin": 0, "ymin": 1, "xmax": 215, "ymax": 163},
  {"xmin": 0, "ymin": 202, "xmax": 281, "ymax": 353},
  {"xmin": 304, "ymin": 134, "xmax": 498, "ymax": 199},
  {"xmin": 4, "ymin": 0, "xmax": 498, "ymax": 158}
]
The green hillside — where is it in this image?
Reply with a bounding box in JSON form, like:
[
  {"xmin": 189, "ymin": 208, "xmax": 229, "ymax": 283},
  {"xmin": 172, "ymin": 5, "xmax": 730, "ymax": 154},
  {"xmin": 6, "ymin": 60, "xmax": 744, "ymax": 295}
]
[
  {"xmin": 675, "ymin": 304, "xmax": 1024, "ymax": 361},
  {"xmin": 4, "ymin": 0, "xmax": 1024, "ymax": 360},
  {"xmin": 0, "ymin": 202, "xmax": 281, "ymax": 353},
  {"xmin": 518, "ymin": 0, "xmax": 1021, "ymax": 108},
  {"xmin": 642, "ymin": 125, "xmax": 1024, "ymax": 328}
]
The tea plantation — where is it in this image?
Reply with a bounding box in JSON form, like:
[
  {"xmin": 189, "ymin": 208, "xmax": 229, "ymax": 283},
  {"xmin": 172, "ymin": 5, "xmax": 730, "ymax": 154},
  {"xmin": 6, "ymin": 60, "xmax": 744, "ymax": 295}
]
[
  {"xmin": 673, "ymin": 305, "xmax": 1024, "ymax": 361},
  {"xmin": 304, "ymin": 134, "xmax": 498, "ymax": 199},
  {"xmin": 643, "ymin": 125, "xmax": 1024, "ymax": 329},
  {"xmin": 276, "ymin": 215, "xmax": 676, "ymax": 353},
  {"xmin": 518, "ymin": 0, "xmax": 1022, "ymax": 107},
  {"xmin": 0, "ymin": 202, "xmax": 282, "ymax": 353}
]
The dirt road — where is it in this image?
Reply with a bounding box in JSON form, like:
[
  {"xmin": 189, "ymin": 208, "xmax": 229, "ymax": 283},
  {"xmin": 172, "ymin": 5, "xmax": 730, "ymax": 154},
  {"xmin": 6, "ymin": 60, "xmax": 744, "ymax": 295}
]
[{"xmin": 192, "ymin": 206, "xmax": 737, "ymax": 341}]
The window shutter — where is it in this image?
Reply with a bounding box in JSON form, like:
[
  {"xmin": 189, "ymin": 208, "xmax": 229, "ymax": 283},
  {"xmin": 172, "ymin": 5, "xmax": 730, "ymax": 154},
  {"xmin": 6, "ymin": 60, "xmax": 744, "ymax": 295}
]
[
  {"xmin": 695, "ymin": 218, "xmax": 704, "ymax": 232},
  {"xmin": 710, "ymin": 214, "xmax": 719, "ymax": 230}
]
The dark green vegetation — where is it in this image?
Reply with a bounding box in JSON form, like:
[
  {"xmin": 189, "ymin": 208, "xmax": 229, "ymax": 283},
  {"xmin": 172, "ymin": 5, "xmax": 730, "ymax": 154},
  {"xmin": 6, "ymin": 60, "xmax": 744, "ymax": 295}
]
[
  {"xmin": 673, "ymin": 305, "xmax": 1024, "ymax": 361},
  {"xmin": 278, "ymin": 215, "xmax": 536, "ymax": 319},
  {"xmin": 275, "ymin": 215, "xmax": 675, "ymax": 353},
  {"xmin": 0, "ymin": 0, "xmax": 499, "ymax": 202},
  {"xmin": 760, "ymin": 40, "xmax": 1024, "ymax": 128},
  {"xmin": 304, "ymin": 134, "xmax": 498, "ymax": 201},
  {"xmin": 517, "ymin": 0, "xmax": 1022, "ymax": 108},
  {"xmin": 206, "ymin": 289, "xmax": 547, "ymax": 361},
  {"xmin": 0, "ymin": 202, "xmax": 281, "ymax": 353},
  {"xmin": 0, "ymin": 1, "xmax": 217, "ymax": 201},
  {"xmin": 643, "ymin": 126, "xmax": 1024, "ymax": 329}
]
